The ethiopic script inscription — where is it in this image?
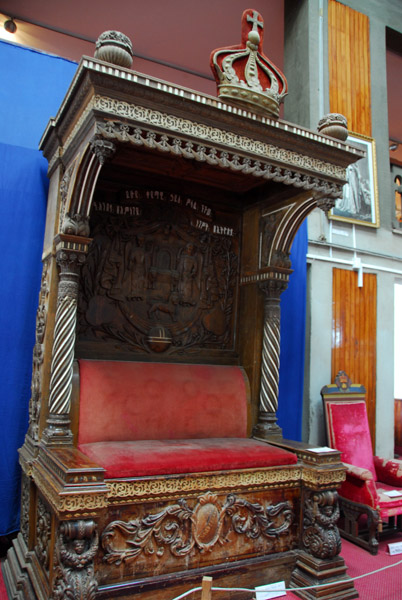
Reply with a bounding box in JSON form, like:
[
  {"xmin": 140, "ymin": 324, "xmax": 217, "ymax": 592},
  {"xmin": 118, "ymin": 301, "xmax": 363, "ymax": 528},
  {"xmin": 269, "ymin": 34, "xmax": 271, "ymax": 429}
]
[{"xmin": 78, "ymin": 189, "xmax": 239, "ymax": 355}]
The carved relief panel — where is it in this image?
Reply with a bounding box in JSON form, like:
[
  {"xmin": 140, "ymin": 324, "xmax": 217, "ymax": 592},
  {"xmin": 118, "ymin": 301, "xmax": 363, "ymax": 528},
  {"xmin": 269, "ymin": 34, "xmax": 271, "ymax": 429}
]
[
  {"xmin": 97, "ymin": 490, "xmax": 296, "ymax": 584},
  {"xmin": 27, "ymin": 258, "xmax": 50, "ymax": 444},
  {"xmin": 77, "ymin": 187, "xmax": 240, "ymax": 357}
]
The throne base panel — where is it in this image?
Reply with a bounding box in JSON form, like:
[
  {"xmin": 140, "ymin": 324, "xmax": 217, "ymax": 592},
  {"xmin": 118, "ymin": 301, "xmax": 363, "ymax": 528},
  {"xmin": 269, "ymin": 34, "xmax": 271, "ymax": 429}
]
[
  {"xmin": 97, "ymin": 551, "xmax": 297, "ymax": 600},
  {"xmin": 2, "ymin": 534, "xmax": 36, "ymax": 600},
  {"xmin": 96, "ymin": 484, "xmax": 299, "ymax": 588}
]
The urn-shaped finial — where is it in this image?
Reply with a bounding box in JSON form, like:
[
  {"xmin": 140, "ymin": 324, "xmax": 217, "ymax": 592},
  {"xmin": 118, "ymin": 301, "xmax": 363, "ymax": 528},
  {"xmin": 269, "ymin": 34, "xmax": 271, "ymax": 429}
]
[
  {"xmin": 317, "ymin": 113, "xmax": 348, "ymax": 141},
  {"xmin": 94, "ymin": 30, "xmax": 133, "ymax": 68}
]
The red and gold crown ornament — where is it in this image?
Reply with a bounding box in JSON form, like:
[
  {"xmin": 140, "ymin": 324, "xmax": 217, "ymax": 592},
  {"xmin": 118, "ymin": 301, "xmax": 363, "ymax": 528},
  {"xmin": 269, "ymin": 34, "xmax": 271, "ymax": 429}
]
[{"xmin": 210, "ymin": 9, "xmax": 288, "ymax": 118}]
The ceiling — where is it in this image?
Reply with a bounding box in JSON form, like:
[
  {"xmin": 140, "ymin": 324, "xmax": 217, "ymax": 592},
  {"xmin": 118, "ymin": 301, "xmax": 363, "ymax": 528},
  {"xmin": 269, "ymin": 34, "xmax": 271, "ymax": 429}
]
[
  {"xmin": 0, "ymin": 0, "xmax": 400, "ymax": 164},
  {"xmin": 0, "ymin": 0, "xmax": 284, "ymax": 97}
]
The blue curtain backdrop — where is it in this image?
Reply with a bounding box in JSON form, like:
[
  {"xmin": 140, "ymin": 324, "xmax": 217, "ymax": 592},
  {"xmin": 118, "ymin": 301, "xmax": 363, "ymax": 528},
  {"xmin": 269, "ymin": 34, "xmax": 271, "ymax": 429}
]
[
  {"xmin": 0, "ymin": 39, "xmax": 307, "ymax": 535},
  {"xmin": 277, "ymin": 221, "xmax": 307, "ymax": 441},
  {"xmin": 0, "ymin": 40, "xmax": 77, "ymax": 535}
]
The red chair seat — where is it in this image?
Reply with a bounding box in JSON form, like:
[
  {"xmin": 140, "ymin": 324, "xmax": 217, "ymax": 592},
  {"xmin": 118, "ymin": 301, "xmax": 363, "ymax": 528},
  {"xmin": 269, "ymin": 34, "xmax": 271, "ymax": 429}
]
[
  {"xmin": 79, "ymin": 438, "xmax": 298, "ymax": 478},
  {"xmin": 376, "ymin": 483, "xmax": 402, "ymax": 517}
]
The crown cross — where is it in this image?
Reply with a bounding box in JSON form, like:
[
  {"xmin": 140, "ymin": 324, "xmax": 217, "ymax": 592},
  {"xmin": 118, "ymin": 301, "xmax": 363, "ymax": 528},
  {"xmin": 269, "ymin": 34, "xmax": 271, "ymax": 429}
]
[
  {"xmin": 247, "ymin": 11, "xmax": 263, "ymax": 32},
  {"xmin": 210, "ymin": 9, "xmax": 288, "ymax": 118}
]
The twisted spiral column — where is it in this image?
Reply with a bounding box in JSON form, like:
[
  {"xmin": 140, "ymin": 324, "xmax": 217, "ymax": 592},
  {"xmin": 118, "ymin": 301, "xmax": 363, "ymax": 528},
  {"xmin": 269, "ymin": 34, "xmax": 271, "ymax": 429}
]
[
  {"xmin": 42, "ymin": 241, "xmax": 88, "ymax": 445},
  {"xmin": 48, "ymin": 294, "xmax": 77, "ymax": 415},
  {"xmin": 253, "ymin": 277, "xmax": 288, "ymax": 440}
]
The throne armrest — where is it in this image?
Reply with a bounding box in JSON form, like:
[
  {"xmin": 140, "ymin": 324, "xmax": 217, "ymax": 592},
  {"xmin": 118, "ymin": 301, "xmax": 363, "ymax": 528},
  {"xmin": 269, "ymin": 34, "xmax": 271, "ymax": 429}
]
[
  {"xmin": 343, "ymin": 462, "xmax": 374, "ymax": 482},
  {"xmin": 341, "ymin": 463, "xmax": 379, "ymax": 508},
  {"xmin": 374, "ymin": 456, "xmax": 402, "ymax": 487}
]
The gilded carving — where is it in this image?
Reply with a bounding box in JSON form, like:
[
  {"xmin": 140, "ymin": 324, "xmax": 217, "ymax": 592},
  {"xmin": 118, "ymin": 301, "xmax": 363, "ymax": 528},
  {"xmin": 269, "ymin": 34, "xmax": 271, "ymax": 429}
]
[
  {"xmin": 302, "ymin": 490, "xmax": 341, "ymax": 560},
  {"xmin": 101, "ymin": 492, "xmax": 294, "ymax": 565},
  {"xmin": 52, "ymin": 520, "xmax": 98, "ymax": 600},
  {"xmin": 302, "ymin": 467, "xmax": 346, "ymax": 487},
  {"xmin": 78, "ymin": 190, "xmax": 239, "ymax": 354},
  {"xmin": 32, "ymin": 467, "xmax": 108, "ymax": 517},
  {"xmin": 106, "ymin": 466, "xmax": 302, "ymax": 503}
]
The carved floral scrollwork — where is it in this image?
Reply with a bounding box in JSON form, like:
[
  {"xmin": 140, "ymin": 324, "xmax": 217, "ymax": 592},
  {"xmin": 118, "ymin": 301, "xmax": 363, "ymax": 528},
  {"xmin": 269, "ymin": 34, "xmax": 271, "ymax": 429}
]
[
  {"xmin": 93, "ymin": 106, "xmax": 347, "ymax": 193},
  {"xmin": 302, "ymin": 490, "xmax": 341, "ymax": 560},
  {"xmin": 52, "ymin": 520, "xmax": 99, "ymax": 600},
  {"xmin": 101, "ymin": 492, "xmax": 294, "ymax": 565}
]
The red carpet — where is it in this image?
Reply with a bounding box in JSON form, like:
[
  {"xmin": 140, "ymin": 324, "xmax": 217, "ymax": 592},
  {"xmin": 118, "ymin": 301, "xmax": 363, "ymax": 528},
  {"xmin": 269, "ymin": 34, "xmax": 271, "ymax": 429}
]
[
  {"xmin": 283, "ymin": 534, "xmax": 402, "ymax": 600},
  {"xmin": 1, "ymin": 535, "xmax": 401, "ymax": 598},
  {"xmin": 0, "ymin": 567, "xmax": 7, "ymax": 600},
  {"xmin": 340, "ymin": 535, "xmax": 402, "ymax": 600}
]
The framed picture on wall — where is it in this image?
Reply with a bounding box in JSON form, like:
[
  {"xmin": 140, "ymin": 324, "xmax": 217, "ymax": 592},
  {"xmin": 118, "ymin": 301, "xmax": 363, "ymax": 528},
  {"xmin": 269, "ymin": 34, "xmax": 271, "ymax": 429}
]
[{"xmin": 330, "ymin": 132, "xmax": 380, "ymax": 228}]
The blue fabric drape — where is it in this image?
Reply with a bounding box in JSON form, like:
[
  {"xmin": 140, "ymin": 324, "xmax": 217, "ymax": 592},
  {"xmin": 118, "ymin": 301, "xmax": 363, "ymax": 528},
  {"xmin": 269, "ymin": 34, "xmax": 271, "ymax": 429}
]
[
  {"xmin": 277, "ymin": 220, "xmax": 308, "ymax": 441},
  {"xmin": 0, "ymin": 144, "xmax": 48, "ymax": 533},
  {"xmin": 0, "ymin": 40, "xmax": 76, "ymax": 535},
  {"xmin": 0, "ymin": 41, "xmax": 77, "ymax": 149}
]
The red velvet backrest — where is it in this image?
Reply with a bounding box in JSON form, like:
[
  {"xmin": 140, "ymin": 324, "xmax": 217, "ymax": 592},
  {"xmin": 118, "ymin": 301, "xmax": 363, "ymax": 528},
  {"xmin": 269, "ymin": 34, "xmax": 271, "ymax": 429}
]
[
  {"xmin": 324, "ymin": 399, "xmax": 377, "ymax": 479},
  {"xmin": 78, "ymin": 360, "xmax": 249, "ymax": 444}
]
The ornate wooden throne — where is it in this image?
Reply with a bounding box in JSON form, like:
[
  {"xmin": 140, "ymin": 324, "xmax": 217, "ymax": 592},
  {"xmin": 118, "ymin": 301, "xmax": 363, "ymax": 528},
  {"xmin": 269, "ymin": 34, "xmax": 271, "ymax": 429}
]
[{"xmin": 3, "ymin": 11, "xmax": 364, "ymax": 600}]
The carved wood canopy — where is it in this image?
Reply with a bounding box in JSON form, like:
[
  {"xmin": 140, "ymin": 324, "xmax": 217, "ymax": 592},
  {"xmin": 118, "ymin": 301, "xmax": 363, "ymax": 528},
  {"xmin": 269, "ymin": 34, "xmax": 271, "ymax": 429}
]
[{"xmin": 39, "ymin": 56, "xmax": 363, "ymax": 363}]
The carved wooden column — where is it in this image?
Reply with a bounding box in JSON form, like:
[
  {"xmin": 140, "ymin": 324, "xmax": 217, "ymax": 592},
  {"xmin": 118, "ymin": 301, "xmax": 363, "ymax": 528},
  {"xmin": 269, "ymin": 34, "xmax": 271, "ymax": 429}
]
[
  {"xmin": 41, "ymin": 138, "xmax": 116, "ymax": 446},
  {"xmin": 253, "ymin": 275, "xmax": 289, "ymax": 440},
  {"xmin": 291, "ymin": 488, "xmax": 358, "ymax": 600},
  {"xmin": 42, "ymin": 227, "xmax": 91, "ymax": 445}
]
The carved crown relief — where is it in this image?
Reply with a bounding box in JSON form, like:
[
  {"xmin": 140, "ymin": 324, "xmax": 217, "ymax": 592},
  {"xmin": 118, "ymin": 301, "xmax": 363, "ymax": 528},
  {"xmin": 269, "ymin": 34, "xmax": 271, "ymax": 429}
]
[{"xmin": 78, "ymin": 188, "xmax": 239, "ymax": 355}]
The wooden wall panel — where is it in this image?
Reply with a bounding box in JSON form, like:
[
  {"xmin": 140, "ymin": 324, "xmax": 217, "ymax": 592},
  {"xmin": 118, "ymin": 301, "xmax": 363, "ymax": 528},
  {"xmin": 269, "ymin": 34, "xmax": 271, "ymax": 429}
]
[
  {"xmin": 328, "ymin": 0, "xmax": 372, "ymax": 137},
  {"xmin": 332, "ymin": 268, "xmax": 377, "ymax": 445}
]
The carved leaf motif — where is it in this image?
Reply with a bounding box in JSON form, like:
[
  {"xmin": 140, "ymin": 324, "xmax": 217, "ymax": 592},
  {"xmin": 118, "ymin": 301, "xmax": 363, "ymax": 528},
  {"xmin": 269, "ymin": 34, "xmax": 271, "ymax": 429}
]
[
  {"xmin": 101, "ymin": 493, "xmax": 294, "ymax": 565},
  {"xmin": 102, "ymin": 501, "xmax": 194, "ymax": 564}
]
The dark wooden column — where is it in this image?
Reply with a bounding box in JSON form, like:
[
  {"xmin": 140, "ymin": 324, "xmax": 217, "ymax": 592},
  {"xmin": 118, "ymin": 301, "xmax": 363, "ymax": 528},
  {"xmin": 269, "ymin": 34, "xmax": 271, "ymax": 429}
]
[
  {"xmin": 253, "ymin": 275, "xmax": 289, "ymax": 440},
  {"xmin": 41, "ymin": 231, "xmax": 91, "ymax": 446}
]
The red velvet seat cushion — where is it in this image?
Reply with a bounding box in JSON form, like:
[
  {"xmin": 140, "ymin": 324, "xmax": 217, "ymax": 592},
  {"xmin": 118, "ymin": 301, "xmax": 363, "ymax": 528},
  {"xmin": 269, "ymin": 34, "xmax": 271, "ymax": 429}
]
[
  {"xmin": 376, "ymin": 483, "xmax": 402, "ymax": 518},
  {"xmin": 79, "ymin": 438, "xmax": 298, "ymax": 478},
  {"xmin": 78, "ymin": 361, "xmax": 249, "ymax": 444},
  {"xmin": 324, "ymin": 400, "xmax": 377, "ymax": 479}
]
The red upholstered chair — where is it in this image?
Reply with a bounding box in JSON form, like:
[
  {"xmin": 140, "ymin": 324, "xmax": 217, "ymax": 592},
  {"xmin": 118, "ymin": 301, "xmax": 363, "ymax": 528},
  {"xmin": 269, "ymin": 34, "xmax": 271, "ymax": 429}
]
[{"xmin": 322, "ymin": 371, "xmax": 402, "ymax": 554}]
